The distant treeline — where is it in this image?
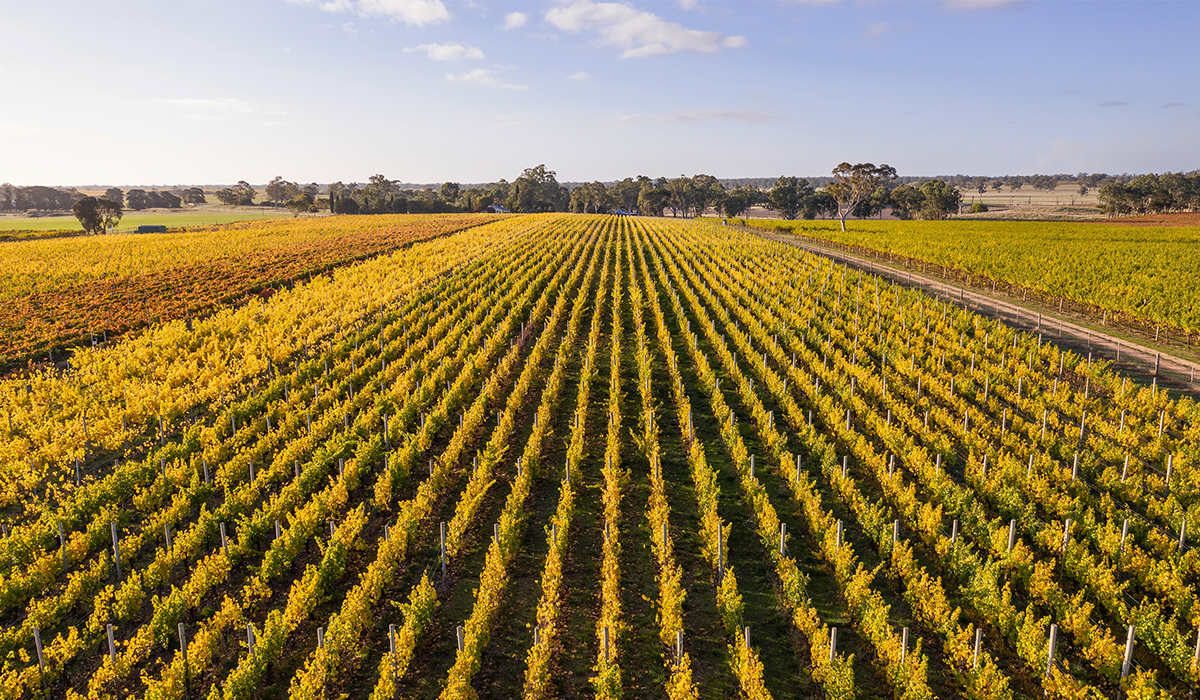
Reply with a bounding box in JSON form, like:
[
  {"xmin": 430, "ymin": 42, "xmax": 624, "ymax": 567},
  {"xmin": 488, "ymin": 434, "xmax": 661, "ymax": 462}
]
[
  {"xmin": 0, "ymin": 184, "xmax": 206, "ymax": 212},
  {"xmin": 4, "ymin": 169, "xmax": 1197, "ymax": 219},
  {"xmin": 1096, "ymin": 172, "xmax": 1200, "ymax": 216}
]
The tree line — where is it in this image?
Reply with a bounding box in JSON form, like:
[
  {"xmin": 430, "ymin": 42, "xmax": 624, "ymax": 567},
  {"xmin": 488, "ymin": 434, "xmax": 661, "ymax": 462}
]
[
  {"xmin": 6, "ymin": 167, "xmax": 1195, "ymax": 228},
  {"xmin": 1096, "ymin": 172, "xmax": 1200, "ymax": 216}
]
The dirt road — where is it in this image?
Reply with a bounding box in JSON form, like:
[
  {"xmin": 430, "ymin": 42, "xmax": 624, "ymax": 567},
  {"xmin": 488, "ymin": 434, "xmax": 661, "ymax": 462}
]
[{"xmin": 752, "ymin": 228, "xmax": 1200, "ymax": 397}]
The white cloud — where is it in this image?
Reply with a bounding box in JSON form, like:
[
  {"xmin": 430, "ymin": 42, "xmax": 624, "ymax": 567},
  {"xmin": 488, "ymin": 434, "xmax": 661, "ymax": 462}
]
[
  {"xmin": 609, "ymin": 109, "xmax": 784, "ymax": 124},
  {"xmin": 863, "ymin": 21, "xmax": 891, "ymax": 39},
  {"xmin": 1162, "ymin": 102, "xmax": 1185, "ymax": 109},
  {"xmin": 405, "ymin": 42, "xmax": 485, "ymax": 61},
  {"xmin": 446, "ymin": 68, "xmax": 528, "ymax": 90},
  {"xmin": 544, "ymin": 1, "xmax": 748, "ymax": 58},
  {"xmin": 943, "ymin": 0, "xmax": 1023, "ymax": 11},
  {"xmin": 1098, "ymin": 100, "xmax": 1129, "ymax": 108},
  {"xmin": 503, "ymin": 12, "xmax": 528, "ymax": 30},
  {"xmin": 568, "ymin": 71, "xmax": 592, "ymax": 81},
  {"xmin": 288, "ymin": 0, "xmax": 449, "ymax": 26},
  {"xmin": 678, "ymin": 0, "xmax": 698, "ymax": 9}
]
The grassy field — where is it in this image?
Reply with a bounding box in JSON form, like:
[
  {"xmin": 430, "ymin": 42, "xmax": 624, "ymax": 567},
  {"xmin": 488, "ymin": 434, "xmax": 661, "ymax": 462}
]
[
  {"xmin": 0, "ymin": 209, "xmax": 297, "ymax": 233},
  {"xmin": 735, "ymin": 217, "xmax": 1200, "ymax": 338},
  {"xmin": 1, "ymin": 215, "xmax": 1196, "ymax": 699}
]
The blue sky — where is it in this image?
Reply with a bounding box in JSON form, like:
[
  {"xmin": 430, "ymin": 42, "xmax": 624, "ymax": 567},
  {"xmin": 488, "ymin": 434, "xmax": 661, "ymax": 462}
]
[{"xmin": 1, "ymin": 0, "xmax": 1197, "ymax": 185}]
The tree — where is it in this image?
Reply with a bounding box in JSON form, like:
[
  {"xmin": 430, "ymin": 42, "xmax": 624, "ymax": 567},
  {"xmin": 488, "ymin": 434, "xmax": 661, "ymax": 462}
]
[
  {"xmin": 802, "ymin": 191, "xmax": 839, "ymax": 220},
  {"xmin": 97, "ymin": 198, "xmax": 123, "ymax": 231},
  {"xmin": 180, "ymin": 187, "xmax": 206, "ymax": 204},
  {"xmin": 506, "ymin": 165, "xmax": 567, "ymax": 213},
  {"xmin": 286, "ymin": 192, "xmax": 314, "ymax": 215},
  {"xmin": 72, "ymin": 196, "xmax": 122, "ymax": 233},
  {"xmin": 720, "ymin": 185, "xmax": 758, "ymax": 218},
  {"xmin": 609, "ymin": 177, "xmax": 641, "ymax": 212},
  {"xmin": 826, "ymin": 162, "xmax": 897, "ymax": 231},
  {"xmin": 852, "ymin": 185, "xmax": 891, "ymax": 219},
  {"xmin": 767, "ymin": 176, "xmax": 812, "ymax": 220},
  {"xmin": 234, "ymin": 181, "xmax": 257, "ymax": 205},
  {"xmin": 265, "ymin": 176, "xmax": 292, "ymax": 205},
  {"xmin": 888, "ymin": 184, "xmax": 924, "ymax": 220},
  {"xmin": 364, "ymin": 174, "xmax": 396, "ymax": 213},
  {"xmin": 638, "ymin": 180, "xmax": 669, "ymax": 216},
  {"xmin": 215, "ymin": 188, "xmax": 239, "ymax": 206},
  {"xmin": 569, "ymin": 181, "xmax": 612, "ymax": 213},
  {"xmin": 439, "ymin": 182, "xmax": 460, "ymax": 204},
  {"xmin": 72, "ymin": 196, "xmax": 105, "ymax": 234},
  {"xmin": 1077, "ymin": 184, "xmax": 1089, "ymax": 196},
  {"xmin": 918, "ymin": 179, "xmax": 961, "ymax": 220},
  {"xmin": 690, "ymin": 174, "xmax": 724, "ymax": 217},
  {"xmin": 104, "ymin": 188, "xmax": 124, "ymax": 206},
  {"xmin": 125, "ymin": 189, "xmax": 150, "ymax": 210},
  {"xmin": 665, "ymin": 176, "xmax": 694, "ymax": 217},
  {"xmin": 150, "ymin": 191, "xmax": 181, "ymax": 209}
]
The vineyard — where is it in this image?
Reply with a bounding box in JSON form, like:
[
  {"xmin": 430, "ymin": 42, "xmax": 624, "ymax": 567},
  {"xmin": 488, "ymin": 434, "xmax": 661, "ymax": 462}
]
[
  {"xmin": 731, "ymin": 217, "xmax": 1200, "ymax": 343},
  {"xmin": 0, "ymin": 213, "xmax": 495, "ymax": 372},
  {"xmin": 2, "ymin": 213, "xmax": 1200, "ymax": 700}
]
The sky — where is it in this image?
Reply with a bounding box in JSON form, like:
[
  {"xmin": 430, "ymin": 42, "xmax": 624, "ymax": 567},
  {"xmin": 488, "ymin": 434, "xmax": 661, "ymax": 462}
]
[{"xmin": 1, "ymin": 0, "xmax": 1198, "ymax": 186}]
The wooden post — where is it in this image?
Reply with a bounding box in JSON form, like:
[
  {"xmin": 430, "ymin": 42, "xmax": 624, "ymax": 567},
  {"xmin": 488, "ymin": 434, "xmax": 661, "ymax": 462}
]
[
  {"xmin": 1007, "ymin": 519, "xmax": 1017, "ymax": 553},
  {"xmin": 717, "ymin": 522, "xmax": 724, "ymax": 583},
  {"xmin": 901, "ymin": 627, "xmax": 908, "ymax": 663},
  {"xmin": 34, "ymin": 626, "xmax": 45, "ymax": 679},
  {"xmin": 1121, "ymin": 625, "xmax": 1135, "ymax": 679},
  {"xmin": 973, "ymin": 628, "xmax": 982, "ymax": 669},
  {"xmin": 829, "ymin": 628, "xmax": 838, "ymax": 662},
  {"xmin": 1041, "ymin": 624, "xmax": 1063, "ymax": 680},
  {"xmin": 178, "ymin": 622, "xmax": 189, "ymax": 690},
  {"xmin": 107, "ymin": 623, "xmax": 116, "ymax": 663},
  {"xmin": 441, "ymin": 522, "xmax": 447, "ymax": 581},
  {"xmin": 112, "ymin": 521, "xmax": 122, "ymax": 580}
]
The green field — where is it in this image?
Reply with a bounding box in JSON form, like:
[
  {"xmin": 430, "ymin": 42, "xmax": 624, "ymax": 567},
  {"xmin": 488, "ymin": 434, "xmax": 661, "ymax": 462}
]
[
  {"xmin": 734, "ymin": 217, "xmax": 1200, "ymax": 337},
  {"xmin": 0, "ymin": 210, "xmax": 297, "ymax": 233}
]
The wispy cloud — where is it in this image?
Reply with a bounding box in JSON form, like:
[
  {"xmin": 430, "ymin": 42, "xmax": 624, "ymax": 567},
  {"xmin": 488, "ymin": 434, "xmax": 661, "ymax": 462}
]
[
  {"xmin": 545, "ymin": 1, "xmax": 748, "ymax": 59},
  {"xmin": 863, "ymin": 21, "xmax": 891, "ymax": 40},
  {"xmin": 1162, "ymin": 102, "xmax": 1185, "ymax": 109},
  {"xmin": 158, "ymin": 97, "xmax": 253, "ymax": 113},
  {"xmin": 568, "ymin": 71, "xmax": 592, "ymax": 81},
  {"xmin": 288, "ymin": 0, "xmax": 449, "ymax": 26},
  {"xmin": 446, "ymin": 68, "xmax": 528, "ymax": 90},
  {"xmin": 608, "ymin": 109, "xmax": 784, "ymax": 124},
  {"xmin": 943, "ymin": 0, "xmax": 1023, "ymax": 11},
  {"xmin": 405, "ymin": 42, "xmax": 484, "ymax": 61},
  {"xmin": 503, "ymin": 11, "xmax": 527, "ymax": 30},
  {"xmin": 1098, "ymin": 99, "xmax": 1129, "ymax": 107}
]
